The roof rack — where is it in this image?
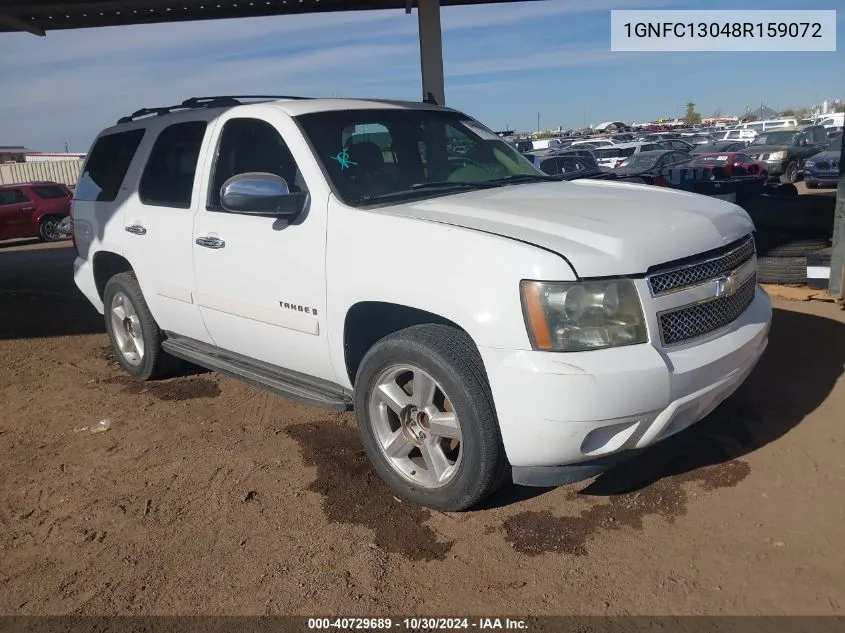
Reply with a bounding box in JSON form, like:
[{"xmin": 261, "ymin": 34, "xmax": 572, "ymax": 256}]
[{"xmin": 116, "ymin": 95, "xmax": 312, "ymax": 124}]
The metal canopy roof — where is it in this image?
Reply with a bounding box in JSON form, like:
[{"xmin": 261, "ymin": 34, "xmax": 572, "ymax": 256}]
[{"xmin": 0, "ymin": 0, "xmax": 516, "ymax": 35}]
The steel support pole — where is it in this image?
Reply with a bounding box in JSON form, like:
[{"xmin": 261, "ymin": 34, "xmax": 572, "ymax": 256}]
[
  {"xmin": 828, "ymin": 137, "xmax": 845, "ymax": 298},
  {"xmin": 417, "ymin": 0, "xmax": 445, "ymax": 106}
]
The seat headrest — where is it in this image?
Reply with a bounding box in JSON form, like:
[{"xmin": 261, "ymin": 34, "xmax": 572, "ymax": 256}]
[{"xmin": 346, "ymin": 141, "xmax": 384, "ymax": 170}]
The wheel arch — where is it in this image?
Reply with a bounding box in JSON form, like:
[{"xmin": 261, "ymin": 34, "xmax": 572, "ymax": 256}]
[
  {"xmin": 343, "ymin": 301, "xmax": 477, "ymax": 387},
  {"xmin": 93, "ymin": 251, "xmax": 134, "ymax": 300}
]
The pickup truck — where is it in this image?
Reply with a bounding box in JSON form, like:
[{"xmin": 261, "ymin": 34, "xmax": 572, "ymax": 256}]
[{"xmin": 72, "ymin": 96, "xmax": 772, "ymax": 511}]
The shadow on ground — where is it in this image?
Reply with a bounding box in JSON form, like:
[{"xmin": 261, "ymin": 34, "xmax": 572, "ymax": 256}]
[
  {"xmin": 496, "ymin": 306, "xmax": 845, "ymax": 554},
  {"xmin": 0, "ymin": 244, "xmax": 103, "ymax": 340},
  {"xmin": 583, "ymin": 306, "xmax": 844, "ymax": 496}
]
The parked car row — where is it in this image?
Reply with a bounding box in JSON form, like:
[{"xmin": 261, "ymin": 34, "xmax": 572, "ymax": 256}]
[{"xmin": 522, "ymin": 122, "xmax": 839, "ymax": 188}]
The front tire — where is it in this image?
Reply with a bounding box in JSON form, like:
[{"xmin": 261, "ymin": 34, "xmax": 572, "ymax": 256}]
[
  {"xmin": 354, "ymin": 324, "xmax": 507, "ymax": 511},
  {"xmin": 781, "ymin": 161, "xmax": 799, "ymax": 184},
  {"xmin": 103, "ymin": 272, "xmax": 179, "ymax": 380}
]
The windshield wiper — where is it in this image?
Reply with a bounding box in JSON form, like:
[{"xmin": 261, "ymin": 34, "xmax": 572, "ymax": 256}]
[
  {"xmin": 355, "ymin": 173, "xmax": 562, "ymax": 205},
  {"xmin": 409, "ymin": 174, "xmax": 561, "ymax": 190},
  {"xmin": 485, "ymin": 173, "xmax": 562, "ymax": 184},
  {"xmin": 408, "ymin": 180, "xmax": 500, "ymax": 191}
]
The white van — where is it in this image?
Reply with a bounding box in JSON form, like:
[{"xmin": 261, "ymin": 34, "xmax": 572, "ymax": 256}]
[
  {"xmin": 815, "ymin": 112, "xmax": 844, "ymax": 132},
  {"xmin": 531, "ymin": 138, "xmax": 564, "ymax": 150},
  {"xmin": 739, "ymin": 119, "xmax": 797, "ymax": 134}
]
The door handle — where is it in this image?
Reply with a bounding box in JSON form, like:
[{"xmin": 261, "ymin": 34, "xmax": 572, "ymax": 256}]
[
  {"xmin": 195, "ymin": 236, "xmax": 226, "ymax": 249},
  {"xmin": 125, "ymin": 224, "xmax": 147, "ymax": 235}
]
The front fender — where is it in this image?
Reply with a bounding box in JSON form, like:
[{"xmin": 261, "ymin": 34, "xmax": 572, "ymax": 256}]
[{"xmin": 325, "ymin": 202, "xmax": 575, "ymax": 389}]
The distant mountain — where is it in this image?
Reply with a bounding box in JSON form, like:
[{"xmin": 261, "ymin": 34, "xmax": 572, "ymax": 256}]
[{"xmin": 744, "ymin": 105, "xmax": 779, "ymax": 119}]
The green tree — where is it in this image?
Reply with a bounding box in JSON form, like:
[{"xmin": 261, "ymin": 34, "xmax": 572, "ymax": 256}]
[
  {"xmin": 780, "ymin": 108, "xmax": 797, "ymax": 117},
  {"xmin": 836, "ymin": 103, "xmax": 845, "ymax": 113},
  {"xmin": 684, "ymin": 102, "xmax": 701, "ymax": 125}
]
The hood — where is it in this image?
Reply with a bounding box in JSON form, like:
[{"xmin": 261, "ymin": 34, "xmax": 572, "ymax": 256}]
[
  {"xmin": 746, "ymin": 144, "xmax": 791, "ymax": 154},
  {"xmin": 378, "ymin": 180, "xmax": 754, "ymax": 278},
  {"xmin": 809, "ymin": 149, "xmax": 839, "ymax": 161}
]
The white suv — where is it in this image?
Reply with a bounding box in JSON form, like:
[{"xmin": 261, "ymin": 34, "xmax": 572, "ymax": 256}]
[{"xmin": 72, "ymin": 96, "xmax": 772, "ymax": 511}]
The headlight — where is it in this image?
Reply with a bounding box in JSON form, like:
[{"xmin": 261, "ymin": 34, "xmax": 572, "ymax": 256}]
[
  {"xmin": 804, "ymin": 161, "xmax": 815, "ymax": 168},
  {"xmin": 769, "ymin": 151, "xmax": 787, "ymax": 160},
  {"xmin": 520, "ymin": 279, "xmax": 648, "ymax": 352}
]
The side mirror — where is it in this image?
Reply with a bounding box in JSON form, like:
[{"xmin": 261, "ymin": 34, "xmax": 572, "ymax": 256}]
[{"xmin": 220, "ymin": 172, "xmax": 308, "ymax": 218}]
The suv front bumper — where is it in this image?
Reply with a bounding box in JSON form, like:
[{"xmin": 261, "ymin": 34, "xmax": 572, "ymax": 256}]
[
  {"xmin": 764, "ymin": 159, "xmax": 788, "ymax": 177},
  {"xmin": 479, "ymin": 287, "xmax": 772, "ymax": 486}
]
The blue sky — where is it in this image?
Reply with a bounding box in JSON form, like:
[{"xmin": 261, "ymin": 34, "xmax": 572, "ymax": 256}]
[{"xmin": 0, "ymin": 0, "xmax": 841, "ymax": 152}]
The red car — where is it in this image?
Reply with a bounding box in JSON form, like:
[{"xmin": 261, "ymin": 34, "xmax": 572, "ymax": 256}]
[
  {"xmin": 0, "ymin": 181, "xmax": 72, "ymax": 242},
  {"xmin": 688, "ymin": 152, "xmax": 769, "ymax": 180}
]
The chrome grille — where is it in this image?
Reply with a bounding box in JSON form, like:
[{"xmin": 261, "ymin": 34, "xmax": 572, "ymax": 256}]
[
  {"xmin": 658, "ymin": 274, "xmax": 757, "ymax": 346},
  {"xmin": 647, "ymin": 235, "xmax": 755, "ymax": 296}
]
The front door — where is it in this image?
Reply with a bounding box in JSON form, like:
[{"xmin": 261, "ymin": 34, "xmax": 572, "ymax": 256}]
[
  {"xmin": 0, "ymin": 188, "xmax": 34, "ymax": 240},
  {"xmin": 192, "ymin": 114, "xmax": 334, "ymax": 383},
  {"xmin": 121, "ymin": 119, "xmax": 214, "ymax": 344}
]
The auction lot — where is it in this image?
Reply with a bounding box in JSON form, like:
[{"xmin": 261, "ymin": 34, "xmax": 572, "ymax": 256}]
[{"xmin": 1, "ymin": 240, "xmax": 844, "ymax": 615}]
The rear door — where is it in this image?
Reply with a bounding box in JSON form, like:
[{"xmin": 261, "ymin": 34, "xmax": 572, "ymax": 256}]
[
  {"xmin": 121, "ymin": 118, "xmax": 215, "ymax": 343},
  {"xmin": 0, "ymin": 188, "xmax": 36, "ymax": 240}
]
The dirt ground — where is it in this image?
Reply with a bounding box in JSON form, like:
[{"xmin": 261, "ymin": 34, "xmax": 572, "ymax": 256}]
[{"xmin": 1, "ymin": 240, "xmax": 844, "ymax": 616}]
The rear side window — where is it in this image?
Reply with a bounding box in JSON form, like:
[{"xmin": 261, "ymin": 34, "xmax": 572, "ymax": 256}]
[
  {"xmin": 76, "ymin": 129, "xmax": 145, "ymax": 202},
  {"xmin": 539, "ymin": 158, "xmax": 560, "ymax": 174},
  {"xmin": 139, "ymin": 121, "xmax": 207, "ymax": 208},
  {"xmin": 0, "ymin": 188, "xmax": 29, "ymax": 205},
  {"xmin": 31, "ymin": 185, "xmax": 68, "ymax": 200},
  {"xmin": 557, "ymin": 157, "xmax": 586, "ymax": 172}
]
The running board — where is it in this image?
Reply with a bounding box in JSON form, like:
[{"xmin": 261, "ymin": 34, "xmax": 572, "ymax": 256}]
[{"xmin": 161, "ymin": 335, "xmax": 353, "ymax": 411}]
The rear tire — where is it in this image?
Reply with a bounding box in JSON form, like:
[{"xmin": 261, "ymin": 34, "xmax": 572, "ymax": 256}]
[
  {"xmin": 354, "ymin": 324, "xmax": 507, "ymax": 511},
  {"xmin": 38, "ymin": 215, "xmax": 63, "ymax": 242},
  {"xmin": 103, "ymin": 272, "xmax": 180, "ymax": 380}
]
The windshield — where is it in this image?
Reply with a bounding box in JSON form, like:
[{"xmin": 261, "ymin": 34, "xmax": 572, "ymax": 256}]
[
  {"xmin": 619, "ymin": 154, "xmax": 658, "ymax": 169},
  {"xmin": 295, "ymin": 109, "xmax": 548, "ymax": 206},
  {"xmin": 751, "ymin": 131, "xmax": 800, "ymax": 146}
]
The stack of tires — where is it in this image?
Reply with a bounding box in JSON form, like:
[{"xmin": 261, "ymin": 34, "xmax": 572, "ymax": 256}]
[{"xmin": 754, "ymin": 230, "xmax": 831, "ymax": 285}]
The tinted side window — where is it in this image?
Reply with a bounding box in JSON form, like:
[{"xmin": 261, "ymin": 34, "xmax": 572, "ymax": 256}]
[
  {"xmin": 77, "ymin": 129, "xmax": 145, "ymax": 202},
  {"xmin": 139, "ymin": 121, "xmax": 207, "ymax": 208},
  {"xmin": 31, "ymin": 185, "xmax": 68, "ymax": 200},
  {"xmin": 209, "ymin": 118, "xmax": 306, "ymax": 210},
  {"xmin": 812, "ymin": 127, "xmax": 827, "ymax": 144},
  {"xmin": 539, "ymin": 158, "xmax": 560, "ymax": 174},
  {"xmin": 0, "ymin": 189, "xmax": 29, "ymax": 205},
  {"xmin": 557, "ymin": 158, "xmax": 585, "ymax": 173}
]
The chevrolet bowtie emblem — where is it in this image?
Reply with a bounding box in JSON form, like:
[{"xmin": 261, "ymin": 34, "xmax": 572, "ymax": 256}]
[{"xmin": 714, "ymin": 273, "xmax": 738, "ymax": 298}]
